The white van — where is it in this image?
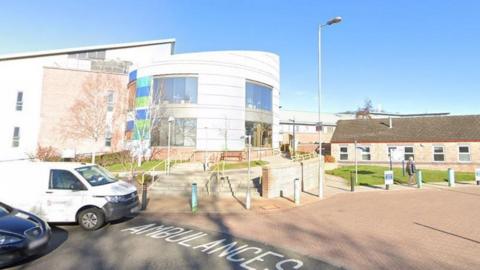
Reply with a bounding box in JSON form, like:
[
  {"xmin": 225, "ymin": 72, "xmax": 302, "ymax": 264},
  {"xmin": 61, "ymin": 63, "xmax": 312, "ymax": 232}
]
[{"xmin": 0, "ymin": 161, "xmax": 139, "ymax": 230}]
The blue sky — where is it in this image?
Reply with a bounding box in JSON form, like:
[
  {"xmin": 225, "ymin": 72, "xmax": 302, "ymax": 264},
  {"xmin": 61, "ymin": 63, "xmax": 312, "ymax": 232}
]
[{"xmin": 1, "ymin": 0, "xmax": 479, "ymax": 115}]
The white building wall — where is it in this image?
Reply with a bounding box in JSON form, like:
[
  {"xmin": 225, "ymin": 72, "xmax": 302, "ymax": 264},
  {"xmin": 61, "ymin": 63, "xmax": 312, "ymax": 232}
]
[
  {"xmin": 136, "ymin": 50, "xmax": 280, "ymax": 151},
  {"xmin": 0, "ymin": 40, "xmax": 174, "ymax": 161}
]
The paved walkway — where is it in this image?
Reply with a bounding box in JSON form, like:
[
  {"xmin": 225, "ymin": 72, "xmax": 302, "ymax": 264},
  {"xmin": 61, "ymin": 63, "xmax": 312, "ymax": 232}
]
[{"xmin": 145, "ymin": 184, "xmax": 480, "ymax": 270}]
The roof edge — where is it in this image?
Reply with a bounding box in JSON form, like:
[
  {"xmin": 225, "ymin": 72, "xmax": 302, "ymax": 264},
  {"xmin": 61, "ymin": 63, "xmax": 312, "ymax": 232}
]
[{"xmin": 0, "ymin": 38, "xmax": 176, "ymax": 61}]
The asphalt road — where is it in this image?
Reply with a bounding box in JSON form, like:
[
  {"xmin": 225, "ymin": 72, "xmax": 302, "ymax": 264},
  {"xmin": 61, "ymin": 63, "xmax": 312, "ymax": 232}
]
[{"xmin": 5, "ymin": 214, "xmax": 343, "ymax": 270}]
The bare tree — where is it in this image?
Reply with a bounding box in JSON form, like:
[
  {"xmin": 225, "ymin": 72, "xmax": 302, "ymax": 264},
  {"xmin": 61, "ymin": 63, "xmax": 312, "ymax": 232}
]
[
  {"xmin": 63, "ymin": 73, "xmax": 124, "ymax": 163},
  {"xmin": 356, "ymin": 98, "xmax": 374, "ymax": 119}
]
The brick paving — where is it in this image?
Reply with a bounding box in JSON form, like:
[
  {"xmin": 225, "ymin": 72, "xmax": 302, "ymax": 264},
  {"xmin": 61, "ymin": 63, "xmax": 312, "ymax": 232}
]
[{"xmin": 145, "ymin": 184, "xmax": 480, "ymax": 269}]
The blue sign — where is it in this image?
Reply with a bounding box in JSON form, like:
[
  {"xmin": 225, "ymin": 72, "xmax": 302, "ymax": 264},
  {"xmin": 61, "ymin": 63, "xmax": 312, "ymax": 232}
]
[{"xmin": 384, "ymin": 170, "xmax": 394, "ymax": 185}]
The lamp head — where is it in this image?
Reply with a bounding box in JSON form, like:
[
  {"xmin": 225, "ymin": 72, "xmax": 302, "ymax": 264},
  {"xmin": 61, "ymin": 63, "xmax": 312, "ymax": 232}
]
[
  {"xmin": 168, "ymin": 116, "xmax": 175, "ymax": 122},
  {"xmin": 326, "ymin": 16, "xmax": 342, "ymax": 25}
]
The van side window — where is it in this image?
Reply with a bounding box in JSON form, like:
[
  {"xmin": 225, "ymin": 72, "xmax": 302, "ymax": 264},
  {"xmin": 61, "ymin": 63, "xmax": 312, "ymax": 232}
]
[{"xmin": 49, "ymin": 170, "xmax": 86, "ymax": 190}]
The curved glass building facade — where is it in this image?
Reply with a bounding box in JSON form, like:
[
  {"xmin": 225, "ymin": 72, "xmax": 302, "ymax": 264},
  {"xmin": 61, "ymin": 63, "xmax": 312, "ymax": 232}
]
[{"xmin": 125, "ymin": 50, "xmax": 280, "ymax": 154}]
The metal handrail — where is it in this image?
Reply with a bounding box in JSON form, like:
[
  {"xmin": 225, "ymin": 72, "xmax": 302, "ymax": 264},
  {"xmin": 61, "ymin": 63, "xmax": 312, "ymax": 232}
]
[{"xmin": 292, "ymin": 152, "xmax": 318, "ymax": 162}]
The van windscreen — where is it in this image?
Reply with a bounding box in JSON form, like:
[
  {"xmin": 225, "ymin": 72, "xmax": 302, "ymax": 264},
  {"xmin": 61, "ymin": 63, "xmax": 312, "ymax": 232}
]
[{"xmin": 75, "ymin": 166, "xmax": 117, "ymax": 186}]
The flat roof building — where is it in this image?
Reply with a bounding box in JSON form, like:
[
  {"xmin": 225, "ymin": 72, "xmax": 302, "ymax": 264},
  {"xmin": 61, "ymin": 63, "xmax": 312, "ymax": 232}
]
[{"xmin": 0, "ymin": 39, "xmax": 175, "ymax": 160}]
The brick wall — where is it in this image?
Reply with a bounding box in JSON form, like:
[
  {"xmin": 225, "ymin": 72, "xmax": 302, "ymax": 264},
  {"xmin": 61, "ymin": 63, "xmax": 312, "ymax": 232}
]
[
  {"xmin": 261, "ymin": 157, "xmax": 324, "ymax": 198},
  {"xmin": 39, "ymin": 68, "xmax": 128, "ymax": 155},
  {"xmin": 332, "ymin": 142, "xmax": 480, "ymax": 172}
]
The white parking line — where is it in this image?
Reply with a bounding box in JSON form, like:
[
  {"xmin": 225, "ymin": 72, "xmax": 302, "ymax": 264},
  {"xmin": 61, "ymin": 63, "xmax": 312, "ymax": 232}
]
[{"xmin": 122, "ymin": 223, "xmax": 304, "ymax": 270}]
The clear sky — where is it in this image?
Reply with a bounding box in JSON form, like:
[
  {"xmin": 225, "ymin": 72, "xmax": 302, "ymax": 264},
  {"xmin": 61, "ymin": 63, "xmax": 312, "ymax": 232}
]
[{"xmin": 1, "ymin": 0, "xmax": 479, "ymax": 115}]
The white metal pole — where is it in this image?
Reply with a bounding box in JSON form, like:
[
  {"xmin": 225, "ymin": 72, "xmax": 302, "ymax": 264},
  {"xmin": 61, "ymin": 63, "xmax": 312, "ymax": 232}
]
[
  {"xmin": 355, "ymin": 140, "xmax": 358, "ymax": 184},
  {"xmin": 205, "ymin": 127, "xmax": 208, "ymax": 171},
  {"xmin": 317, "ymin": 24, "xmax": 324, "ymax": 199},
  {"xmin": 248, "ymin": 135, "xmax": 251, "ymax": 183},
  {"xmin": 167, "ymin": 121, "xmax": 171, "ymax": 175}
]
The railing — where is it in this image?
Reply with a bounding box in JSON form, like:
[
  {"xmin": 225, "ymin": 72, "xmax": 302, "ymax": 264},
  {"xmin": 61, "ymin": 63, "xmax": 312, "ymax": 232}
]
[{"xmin": 291, "ymin": 152, "xmax": 318, "ymax": 162}]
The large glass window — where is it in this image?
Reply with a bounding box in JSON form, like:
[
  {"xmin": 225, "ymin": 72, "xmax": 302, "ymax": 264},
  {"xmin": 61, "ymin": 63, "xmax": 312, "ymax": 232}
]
[
  {"xmin": 245, "ymin": 121, "xmax": 272, "ymax": 147},
  {"xmin": 433, "ymin": 146, "xmax": 445, "ymax": 161},
  {"xmin": 152, "ymin": 77, "xmax": 198, "ymax": 104},
  {"xmin": 151, "ymin": 118, "xmax": 197, "ymax": 147},
  {"xmin": 245, "ymin": 81, "xmax": 273, "ymax": 111},
  {"xmin": 459, "ymin": 146, "xmax": 471, "ymax": 162}
]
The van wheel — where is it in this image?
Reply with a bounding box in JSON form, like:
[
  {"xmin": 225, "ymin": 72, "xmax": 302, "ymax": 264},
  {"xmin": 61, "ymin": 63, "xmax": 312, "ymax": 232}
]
[{"xmin": 78, "ymin": 208, "xmax": 105, "ymax": 231}]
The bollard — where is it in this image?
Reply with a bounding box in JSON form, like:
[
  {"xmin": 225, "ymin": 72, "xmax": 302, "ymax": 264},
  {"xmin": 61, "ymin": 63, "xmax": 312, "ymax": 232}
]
[
  {"xmin": 141, "ymin": 181, "xmax": 147, "ymax": 211},
  {"xmin": 245, "ymin": 187, "xmax": 251, "ymax": 210},
  {"xmin": 384, "ymin": 170, "xmax": 394, "ymax": 190},
  {"xmin": 294, "ymin": 178, "xmax": 300, "ymax": 206},
  {"xmin": 350, "ymin": 171, "xmax": 355, "ymax": 192},
  {"xmin": 191, "ymin": 183, "xmax": 198, "ymax": 213},
  {"xmin": 448, "ymin": 168, "xmax": 455, "ymax": 187},
  {"xmin": 416, "ymin": 170, "xmax": 423, "ymax": 188},
  {"xmin": 475, "ymin": 168, "xmax": 480, "ymax": 185}
]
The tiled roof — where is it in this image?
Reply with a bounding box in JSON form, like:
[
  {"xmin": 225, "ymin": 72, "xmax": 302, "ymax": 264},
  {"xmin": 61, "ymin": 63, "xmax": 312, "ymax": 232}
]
[{"xmin": 331, "ymin": 115, "xmax": 480, "ymax": 143}]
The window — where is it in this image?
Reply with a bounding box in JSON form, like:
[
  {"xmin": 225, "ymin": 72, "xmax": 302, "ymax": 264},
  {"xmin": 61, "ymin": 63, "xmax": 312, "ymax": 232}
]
[
  {"xmin": 16, "ymin": 91, "xmax": 23, "ymax": 111},
  {"xmin": 151, "ymin": 118, "xmax": 197, "ymax": 147},
  {"xmin": 107, "ymin": 91, "xmax": 114, "ymax": 112},
  {"xmin": 105, "ymin": 137, "xmax": 112, "ymax": 147},
  {"xmin": 152, "ymin": 77, "xmax": 198, "ymax": 104},
  {"xmin": 459, "ymin": 146, "xmax": 471, "ymax": 162},
  {"xmin": 245, "ymin": 81, "xmax": 273, "ymax": 111},
  {"xmin": 245, "ymin": 121, "xmax": 272, "ymax": 147},
  {"xmin": 433, "ymin": 146, "xmax": 445, "ymax": 161},
  {"xmin": 49, "ymin": 170, "xmax": 86, "ymax": 190},
  {"xmin": 361, "ymin": 147, "xmax": 371, "ymax": 161},
  {"xmin": 12, "ymin": 127, "xmax": 20, "ymax": 147},
  {"xmin": 68, "ymin": 50, "xmax": 106, "ymax": 60},
  {"xmin": 387, "ymin": 146, "xmax": 396, "ymax": 156},
  {"xmin": 404, "ymin": 146, "xmax": 414, "ymax": 160},
  {"xmin": 340, "ymin": 146, "xmax": 348, "ymax": 161},
  {"xmin": 75, "ymin": 166, "xmax": 117, "ymax": 187}
]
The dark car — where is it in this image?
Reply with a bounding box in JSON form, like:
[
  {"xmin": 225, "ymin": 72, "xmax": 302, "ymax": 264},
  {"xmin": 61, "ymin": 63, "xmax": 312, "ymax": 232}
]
[{"xmin": 0, "ymin": 202, "xmax": 51, "ymax": 268}]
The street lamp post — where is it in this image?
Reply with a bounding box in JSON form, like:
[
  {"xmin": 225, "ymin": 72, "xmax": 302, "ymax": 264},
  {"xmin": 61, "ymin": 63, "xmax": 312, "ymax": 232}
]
[
  {"xmin": 241, "ymin": 135, "xmax": 252, "ymax": 183},
  {"xmin": 167, "ymin": 116, "xmax": 175, "ymax": 175},
  {"xmin": 318, "ymin": 16, "xmax": 342, "ymax": 198}
]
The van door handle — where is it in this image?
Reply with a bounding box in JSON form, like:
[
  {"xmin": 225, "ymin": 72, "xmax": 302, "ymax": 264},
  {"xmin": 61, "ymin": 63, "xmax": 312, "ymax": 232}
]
[{"xmin": 45, "ymin": 191, "xmax": 53, "ymax": 194}]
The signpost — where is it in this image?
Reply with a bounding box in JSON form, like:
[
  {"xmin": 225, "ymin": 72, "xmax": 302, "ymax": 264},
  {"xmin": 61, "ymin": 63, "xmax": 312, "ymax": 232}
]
[{"xmin": 384, "ymin": 170, "xmax": 394, "ymax": 190}]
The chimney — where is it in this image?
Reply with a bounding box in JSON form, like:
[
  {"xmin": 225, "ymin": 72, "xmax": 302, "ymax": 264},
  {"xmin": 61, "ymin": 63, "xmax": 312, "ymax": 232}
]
[{"xmin": 389, "ymin": 117, "xmax": 393, "ymax": 129}]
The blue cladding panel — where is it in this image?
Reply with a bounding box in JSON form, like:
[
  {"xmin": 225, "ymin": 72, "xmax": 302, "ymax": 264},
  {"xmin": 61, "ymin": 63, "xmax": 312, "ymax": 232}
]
[
  {"xmin": 129, "ymin": 70, "xmax": 137, "ymax": 83},
  {"xmin": 136, "ymin": 86, "xmax": 150, "ymax": 97},
  {"xmin": 135, "ymin": 109, "xmax": 148, "ymax": 120},
  {"xmin": 126, "ymin": 120, "xmax": 134, "ymax": 131}
]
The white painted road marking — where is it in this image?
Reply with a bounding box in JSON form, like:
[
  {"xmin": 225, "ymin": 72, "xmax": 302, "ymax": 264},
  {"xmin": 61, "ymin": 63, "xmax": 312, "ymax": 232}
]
[{"xmin": 122, "ymin": 223, "xmax": 305, "ymax": 270}]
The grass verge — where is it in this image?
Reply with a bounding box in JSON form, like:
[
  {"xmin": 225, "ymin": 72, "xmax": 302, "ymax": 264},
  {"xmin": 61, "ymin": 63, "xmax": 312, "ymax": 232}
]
[{"xmin": 326, "ymin": 165, "xmax": 475, "ymax": 186}]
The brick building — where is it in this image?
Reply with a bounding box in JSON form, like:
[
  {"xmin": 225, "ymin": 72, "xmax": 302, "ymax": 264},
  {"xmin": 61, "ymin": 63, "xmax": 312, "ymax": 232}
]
[{"xmin": 331, "ymin": 115, "xmax": 480, "ymax": 172}]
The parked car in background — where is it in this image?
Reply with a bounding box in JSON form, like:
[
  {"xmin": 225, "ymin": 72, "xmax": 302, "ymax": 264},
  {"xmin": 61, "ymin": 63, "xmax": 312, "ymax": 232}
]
[
  {"xmin": 0, "ymin": 161, "xmax": 140, "ymax": 231},
  {"xmin": 0, "ymin": 202, "xmax": 51, "ymax": 268}
]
